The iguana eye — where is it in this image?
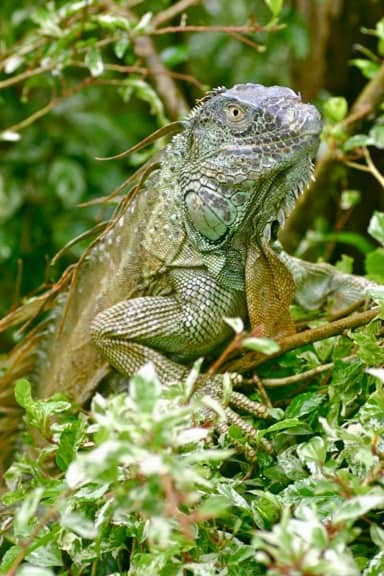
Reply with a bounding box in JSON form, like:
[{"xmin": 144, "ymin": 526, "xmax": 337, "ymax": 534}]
[{"xmin": 225, "ymin": 104, "xmax": 245, "ymax": 122}]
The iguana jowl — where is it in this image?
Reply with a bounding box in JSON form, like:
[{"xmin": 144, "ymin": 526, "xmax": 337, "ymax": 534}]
[{"xmin": 0, "ymin": 83, "xmax": 375, "ymax": 466}]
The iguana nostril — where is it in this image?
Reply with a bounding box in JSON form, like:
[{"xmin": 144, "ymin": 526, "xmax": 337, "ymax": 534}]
[
  {"xmin": 277, "ymin": 104, "xmax": 322, "ymax": 136},
  {"xmin": 301, "ymin": 105, "xmax": 323, "ymax": 135}
]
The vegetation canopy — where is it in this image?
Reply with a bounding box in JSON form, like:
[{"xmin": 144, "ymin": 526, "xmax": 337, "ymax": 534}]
[{"xmin": 0, "ymin": 1, "xmax": 383, "ymax": 575}]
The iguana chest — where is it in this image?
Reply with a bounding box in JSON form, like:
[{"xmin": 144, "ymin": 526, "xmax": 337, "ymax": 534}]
[{"xmin": 140, "ymin": 166, "xmax": 248, "ymax": 297}]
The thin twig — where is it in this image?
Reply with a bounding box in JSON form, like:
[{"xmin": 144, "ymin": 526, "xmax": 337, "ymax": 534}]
[
  {"xmin": 151, "ymin": 0, "xmax": 201, "ymax": 27},
  {"xmin": 0, "ymin": 65, "xmax": 54, "ymax": 89},
  {"xmin": 207, "ymin": 332, "xmax": 245, "ymax": 376},
  {"xmin": 251, "ymin": 374, "xmax": 273, "ymax": 406},
  {"xmin": 151, "ymin": 24, "xmax": 283, "ymax": 35},
  {"xmin": 327, "ymin": 298, "xmax": 367, "ymax": 321},
  {"xmin": 345, "ymin": 149, "xmax": 384, "ymax": 189},
  {"xmin": 2, "ymin": 78, "xmax": 94, "ymax": 135},
  {"xmin": 260, "ymin": 354, "xmax": 356, "ymax": 387},
  {"xmin": 228, "ymin": 31, "xmax": 265, "ymax": 51},
  {"xmin": 364, "ymin": 147, "xmax": 384, "ymax": 188},
  {"xmin": 91, "ymin": 63, "xmax": 204, "ymax": 89}
]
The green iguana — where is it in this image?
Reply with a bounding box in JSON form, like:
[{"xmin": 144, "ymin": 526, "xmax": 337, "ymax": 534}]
[{"xmin": 0, "ymin": 83, "xmax": 376, "ymax": 469}]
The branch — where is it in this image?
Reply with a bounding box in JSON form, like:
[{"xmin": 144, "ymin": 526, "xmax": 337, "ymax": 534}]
[
  {"xmin": 1, "ymin": 78, "xmax": 94, "ymax": 135},
  {"xmin": 150, "ymin": 24, "xmax": 283, "ymax": 35},
  {"xmin": 224, "ymin": 306, "xmax": 381, "ymax": 374},
  {"xmin": 151, "ymin": 0, "xmax": 201, "ymax": 27}
]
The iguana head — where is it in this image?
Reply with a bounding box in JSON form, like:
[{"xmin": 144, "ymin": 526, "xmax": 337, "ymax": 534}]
[{"xmin": 176, "ymin": 83, "xmax": 322, "ymax": 250}]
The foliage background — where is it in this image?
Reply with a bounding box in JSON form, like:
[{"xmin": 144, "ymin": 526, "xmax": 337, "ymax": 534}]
[
  {"xmin": 0, "ymin": 1, "xmax": 384, "ymax": 575},
  {"xmin": 0, "ymin": 0, "xmax": 383, "ymax": 321}
]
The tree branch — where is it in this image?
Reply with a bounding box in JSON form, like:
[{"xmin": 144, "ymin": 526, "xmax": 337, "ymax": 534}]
[{"xmin": 224, "ymin": 306, "xmax": 381, "ymax": 374}]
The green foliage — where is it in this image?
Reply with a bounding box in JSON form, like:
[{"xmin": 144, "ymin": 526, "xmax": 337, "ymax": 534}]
[
  {"xmin": 1, "ymin": 315, "xmax": 384, "ymax": 574},
  {"xmin": 0, "ymin": 0, "xmax": 303, "ymax": 317},
  {"xmin": 1, "ymin": 2, "xmax": 384, "ymax": 575},
  {"xmin": 323, "ymin": 96, "xmax": 348, "ymax": 123},
  {"xmin": 366, "ymin": 212, "xmax": 384, "ymax": 283},
  {"xmin": 3, "ymin": 202, "xmax": 384, "ymax": 574}
]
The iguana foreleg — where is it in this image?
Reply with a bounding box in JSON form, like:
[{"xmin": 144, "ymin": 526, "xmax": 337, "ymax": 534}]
[{"xmin": 90, "ymin": 268, "xmax": 269, "ymax": 425}]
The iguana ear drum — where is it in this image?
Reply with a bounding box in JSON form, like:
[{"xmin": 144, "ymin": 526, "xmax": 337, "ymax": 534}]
[
  {"xmin": 185, "ymin": 187, "xmax": 236, "ymax": 242},
  {"xmin": 271, "ymin": 220, "xmax": 280, "ymax": 241}
]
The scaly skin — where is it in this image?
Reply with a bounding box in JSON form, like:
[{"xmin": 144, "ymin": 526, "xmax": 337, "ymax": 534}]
[
  {"xmin": 90, "ymin": 84, "xmax": 321, "ymax": 379},
  {"xmin": 0, "ymin": 84, "xmax": 376, "ymax": 467}
]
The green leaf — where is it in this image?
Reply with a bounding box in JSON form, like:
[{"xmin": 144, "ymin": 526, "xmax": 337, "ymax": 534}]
[
  {"xmin": 0, "ymin": 545, "xmax": 23, "ymax": 574},
  {"xmin": 329, "ymin": 358, "xmax": 365, "ymax": 411},
  {"xmin": 368, "ymin": 212, "xmax": 384, "ymax": 246},
  {"xmin": 32, "ymin": 6, "xmax": 62, "ymax": 37},
  {"xmin": 97, "ymin": 14, "xmax": 131, "ymax": 30},
  {"xmin": 217, "ymin": 484, "xmax": 249, "ymax": 509},
  {"xmin": 16, "ymin": 565, "xmax": 55, "ymax": 576},
  {"xmin": 85, "ymin": 46, "xmax": 104, "ymax": 77},
  {"xmin": 365, "ymin": 249, "xmax": 384, "ymax": 282},
  {"xmin": 340, "ymin": 189, "xmax": 361, "ymax": 210},
  {"xmin": 199, "ymin": 495, "xmax": 230, "ymax": 517},
  {"xmin": 264, "ymin": 0, "xmax": 283, "ymax": 17},
  {"xmin": 15, "ymin": 378, "xmax": 33, "ymax": 409},
  {"xmin": 250, "ymin": 491, "xmax": 280, "ymax": 529},
  {"xmin": 376, "ymin": 18, "xmax": 384, "ymax": 40},
  {"xmin": 14, "ymin": 487, "xmax": 44, "ymax": 538},
  {"xmin": 130, "ymin": 362, "xmax": 162, "ymax": 413},
  {"xmin": 296, "ymin": 436, "xmax": 326, "ymax": 472},
  {"xmin": 350, "ymin": 58, "xmax": 380, "ymax": 79},
  {"xmin": 344, "ymin": 133, "xmax": 374, "ymax": 150},
  {"xmin": 56, "ymin": 420, "xmax": 84, "ymax": 471},
  {"xmin": 318, "ymin": 230, "xmax": 374, "ymax": 253},
  {"xmin": 369, "ymin": 125, "xmax": 384, "ymax": 149},
  {"xmin": 26, "ymin": 538, "xmax": 63, "ymax": 567},
  {"xmin": 332, "ymin": 493, "xmax": 384, "ymax": 523},
  {"xmin": 323, "ymin": 97, "xmax": 348, "ymax": 123},
  {"xmin": 349, "ymin": 323, "xmax": 383, "ymax": 365},
  {"xmin": 363, "ymin": 551, "xmax": 384, "ymax": 576},
  {"xmin": 0, "ymin": 130, "xmax": 21, "ymax": 142},
  {"xmin": 242, "ymin": 337, "xmax": 280, "ymax": 354},
  {"xmin": 370, "ymin": 524, "xmax": 384, "ymax": 549},
  {"xmin": 4, "ymin": 54, "xmax": 24, "ymax": 73},
  {"xmin": 335, "ymin": 254, "xmax": 354, "ymax": 274},
  {"xmin": 264, "ymin": 417, "xmax": 305, "ymax": 434},
  {"xmin": 134, "ymin": 12, "xmax": 153, "ymax": 33},
  {"xmin": 365, "ymin": 368, "xmax": 384, "ymax": 384},
  {"xmin": 114, "ymin": 36, "xmax": 130, "ymax": 59},
  {"xmin": 161, "ymin": 45, "xmax": 189, "ymax": 68},
  {"xmin": 285, "ymin": 392, "xmax": 325, "ymax": 418},
  {"xmin": 119, "ymin": 78, "xmax": 167, "ymax": 125},
  {"xmin": 346, "ymin": 123, "xmax": 384, "ymax": 150},
  {"xmin": 61, "ymin": 511, "xmax": 98, "ymax": 538},
  {"xmin": 224, "ymin": 316, "xmax": 244, "ymax": 334},
  {"xmin": 15, "ymin": 379, "xmax": 71, "ymax": 433},
  {"xmin": 277, "ymin": 448, "xmax": 307, "ymax": 481}
]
